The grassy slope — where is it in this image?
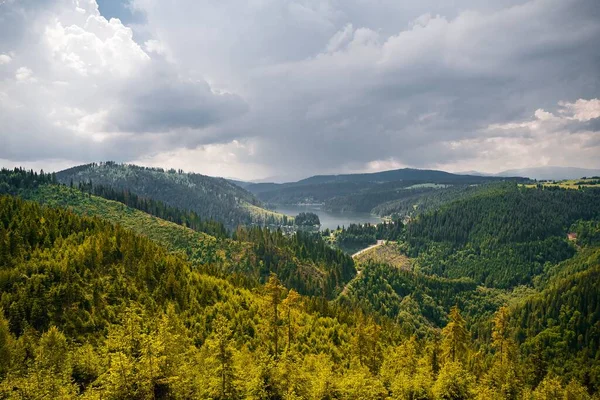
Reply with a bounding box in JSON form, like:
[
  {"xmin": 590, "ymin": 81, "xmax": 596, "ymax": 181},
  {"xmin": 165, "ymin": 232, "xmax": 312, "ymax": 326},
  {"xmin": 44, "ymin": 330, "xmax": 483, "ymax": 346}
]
[
  {"xmin": 243, "ymin": 203, "xmax": 294, "ymax": 224},
  {"xmin": 24, "ymin": 184, "xmax": 238, "ymax": 262},
  {"xmin": 521, "ymin": 177, "xmax": 600, "ymax": 189}
]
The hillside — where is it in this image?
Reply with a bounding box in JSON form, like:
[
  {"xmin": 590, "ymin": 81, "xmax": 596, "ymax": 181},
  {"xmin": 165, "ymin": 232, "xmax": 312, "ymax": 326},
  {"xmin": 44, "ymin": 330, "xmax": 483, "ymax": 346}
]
[
  {"xmin": 0, "ymin": 195, "xmax": 370, "ymax": 398},
  {"xmin": 295, "ymin": 168, "xmax": 518, "ymax": 185},
  {"xmin": 1, "ymin": 192, "xmax": 599, "ymax": 397},
  {"xmin": 1, "ymin": 168, "xmax": 354, "ymax": 298},
  {"xmin": 406, "ymin": 184, "xmax": 600, "ymax": 288},
  {"xmin": 353, "ymin": 242, "xmax": 411, "ymax": 270},
  {"xmin": 2, "ymin": 168, "xmax": 600, "ymax": 397},
  {"xmin": 56, "ymin": 162, "xmax": 288, "ymax": 227},
  {"xmin": 243, "ymin": 168, "xmax": 526, "ymax": 219}
]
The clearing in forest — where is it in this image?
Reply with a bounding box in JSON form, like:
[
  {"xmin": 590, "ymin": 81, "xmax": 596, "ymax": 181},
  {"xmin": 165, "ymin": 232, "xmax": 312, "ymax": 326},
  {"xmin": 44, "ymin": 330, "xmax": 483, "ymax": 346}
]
[{"xmin": 353, "ymin": 242, "xmax": 411, "ymax": 270}]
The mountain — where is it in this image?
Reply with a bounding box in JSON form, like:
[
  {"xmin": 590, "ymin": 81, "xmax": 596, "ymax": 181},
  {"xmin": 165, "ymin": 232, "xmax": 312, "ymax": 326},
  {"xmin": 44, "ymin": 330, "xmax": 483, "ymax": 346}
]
[
  {"xmin": 405, "ymin": 183, "xmax": 600, "ymax": 288},
  {"xmin": 242, "ymin": 168, "xmax": 527, "ymax": 218},
  {"xmin": 294, "ymin": 168, "xmax": 502, "ymax": 185},
  {"xmin": 56, "ymin": 162, "xmax": 287, "ymax": 227},
  {"xmin": 0, "ymin": 168, "xmax": 353, "ymax": 299},
  {"xmin": 248, "ymin": 168, "xmax": 516, "ymax": 190},
  {"xmin": 496, "ymin": 166, "xmax": 600, "ymax": 181}
]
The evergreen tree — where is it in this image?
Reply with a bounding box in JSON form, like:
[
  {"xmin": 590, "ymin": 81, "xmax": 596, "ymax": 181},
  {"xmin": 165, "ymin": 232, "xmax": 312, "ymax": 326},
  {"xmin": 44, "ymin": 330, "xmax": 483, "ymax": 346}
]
[
  {"xmin": 265, "ymin": 274, "xmax": 284, "ymax": 358},
  {"xmin": 441, "ymin": 306, "xmax": 470, "ymax": 365},
  {"xmin": 208, "ymin": 315, "xmax": 237, "ymax": 400}
]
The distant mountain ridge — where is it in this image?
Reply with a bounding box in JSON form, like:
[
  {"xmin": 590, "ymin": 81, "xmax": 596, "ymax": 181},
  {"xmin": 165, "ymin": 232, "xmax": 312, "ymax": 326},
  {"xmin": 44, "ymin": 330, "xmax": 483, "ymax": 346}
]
[
  {"xmin": 241, "ymin": 167, "xmax": 526, "ymax": 208},
  {"xmin": 56, "ymin": 162, "xmax": 282, "ymax": 226},
  {"xmin": 249, "ymin": 168, "xmax": 516, "ymax": 189},
  {"xmin": 496, "ymin": 166, "xmax": 600, "ymax": 181}
]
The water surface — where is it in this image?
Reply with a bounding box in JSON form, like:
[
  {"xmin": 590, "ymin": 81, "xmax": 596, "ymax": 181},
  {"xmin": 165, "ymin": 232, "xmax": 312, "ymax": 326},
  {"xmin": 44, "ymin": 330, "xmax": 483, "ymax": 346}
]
[{"xmin": 273, "ymin": 205, "xmax": 382, "ymax": 231}]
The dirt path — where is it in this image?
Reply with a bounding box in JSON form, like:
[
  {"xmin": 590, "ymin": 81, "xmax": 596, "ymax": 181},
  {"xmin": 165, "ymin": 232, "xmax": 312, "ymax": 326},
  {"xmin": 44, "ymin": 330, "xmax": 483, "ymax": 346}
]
[
  {"xmin": 352, "ymin": 240, "xmax": 386, "ymax": 258},
  {"xmin": 341, "ymin": 240, "xmax": 387, "ymax": 297}
]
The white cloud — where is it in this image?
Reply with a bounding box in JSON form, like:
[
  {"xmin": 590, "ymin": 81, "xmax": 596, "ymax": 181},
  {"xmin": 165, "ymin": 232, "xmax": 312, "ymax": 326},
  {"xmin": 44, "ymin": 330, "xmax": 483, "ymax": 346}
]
[
  {"xmin": 0, "ymin": 0, "xmax": 246, "ymax": 164},
  {"xmin": 1, "ymin": 0, "xmax": 599, "ymax": 179},
  {"xmin": 131, "ymin": 140, "xmax": 270, "ymax": 181},
  {"xmin": 15, "ymin": 67, "xmax": 35, "ymax": 82},
  {"xmin": 437, "ymin": 99, "xmax": 600, "ymax": 173},
  {"xmin": 559, "ymin": 98, "xmax": 600, "ymax": 121},
  {"xmin": 0, "ymin": 54, "xmax": 12, "ymax": 64}
]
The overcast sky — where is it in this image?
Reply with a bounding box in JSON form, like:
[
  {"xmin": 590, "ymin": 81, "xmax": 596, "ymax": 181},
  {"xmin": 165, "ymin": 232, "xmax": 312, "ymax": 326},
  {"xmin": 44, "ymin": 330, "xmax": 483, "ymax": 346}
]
[{"xmin": 0, "ymin": 0, "xmax": 599, "ymax": 181}]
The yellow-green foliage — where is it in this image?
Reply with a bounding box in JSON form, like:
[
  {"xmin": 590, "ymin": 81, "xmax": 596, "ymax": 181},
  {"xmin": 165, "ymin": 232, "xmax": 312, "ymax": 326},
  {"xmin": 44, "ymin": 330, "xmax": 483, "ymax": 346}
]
[
  {"xmin": 243, "ymin": 202, "xmax": 293, "ymax": 225},
  {"xmin": 0, "ymin": 195, "xmax": 598, "ymax": 398},
  {"xmin": 23, "ymin": 184, "xmax": 252, "ymax": 274},
  {"xmin": 354, "ymin": 242, "xmax": 411, "ymax": 270},
  {"xmin": 22, "ymin": 184, "xmax": 353, "ymax": 298}
]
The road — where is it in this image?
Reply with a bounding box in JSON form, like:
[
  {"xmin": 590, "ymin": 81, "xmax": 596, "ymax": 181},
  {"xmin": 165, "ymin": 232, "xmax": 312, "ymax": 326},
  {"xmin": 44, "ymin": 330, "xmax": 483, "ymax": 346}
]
[
  {"xmin": 352, "ymin": 240, "xmax": 386, "ymax": 258},
  {"xmin": 341, "ymin": 240, "xmax": 387, "ymax": 296}
]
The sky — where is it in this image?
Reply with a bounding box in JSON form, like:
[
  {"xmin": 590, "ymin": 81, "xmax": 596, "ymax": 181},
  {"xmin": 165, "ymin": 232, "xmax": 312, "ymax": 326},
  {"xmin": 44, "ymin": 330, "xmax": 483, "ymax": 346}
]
[{"xmin": 0, "ymin": 0, "xmax": 599, "ymax": 182}]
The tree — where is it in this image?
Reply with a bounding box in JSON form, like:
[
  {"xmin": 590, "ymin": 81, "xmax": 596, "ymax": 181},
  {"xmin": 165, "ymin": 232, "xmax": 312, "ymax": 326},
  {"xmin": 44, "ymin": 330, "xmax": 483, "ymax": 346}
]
[
  {"xmin": 31, "ymin": 326, "xmax": 77, "ymax": 398},
  {"xmin": 282, "ymin": 289, "xmax": 301, "ymax": 351},
  {"xmin": 208, "ymin": 314, "xmax": 237, "ymax": 399},
  {"xmin": 484, "ymin": 306, "xmax": 523, "ymax": 399},
  {"xmin": 441, "ymin": 306, "xmax": 469, "ymax": 365},
  {"xmin": 265, "ymin": 274, "xmax": 284, "ymax": 358},
  {"xmin": 491, "ymin": 306, "xmax": 514, "ymax": 366},
  {"xmin": 0, "ymin": 309, "xmax": 13, "ymax": 378},
  {"xmin": 433, "ymin": 361, "xmax": 475, "ymax": 400},
  {"xmin": 563, "ymin": 379, "xmax": 591, "ymax": 400},
  {"xmin": 353, "ymin": 313, "xmax": 383, "ymax": 374},
  {"xmin": 532, "ymin": 375, "xmax": 564, "ymax": 399}
]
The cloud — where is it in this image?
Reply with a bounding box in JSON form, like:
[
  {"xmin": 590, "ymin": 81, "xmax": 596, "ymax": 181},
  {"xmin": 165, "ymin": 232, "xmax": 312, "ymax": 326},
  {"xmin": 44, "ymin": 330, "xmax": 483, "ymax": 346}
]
[
  {"xmin": 15, "ymin": 66, "xmax": 35, "ymax": 82},
  {"xmin": 1, "ymin": 0, "xmax": 599, "ymax": 179},
  {"xmin": 0, "ymin": 0, "xmax": 247, "ymax": 163},
  {"xmin": 104, "ymin": 65, "xmax": 247, "ymax": 133},
  {"xmin": 436, "ymin": 99, "xmax": 600, "ymax": 173}
]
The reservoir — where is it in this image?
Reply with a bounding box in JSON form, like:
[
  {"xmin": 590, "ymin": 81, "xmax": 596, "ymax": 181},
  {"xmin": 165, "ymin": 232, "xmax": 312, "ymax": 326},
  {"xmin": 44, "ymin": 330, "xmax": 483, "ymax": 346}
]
[{"xmin": 273, "ymin": 204, "xmax": 382, "ymax": 231}]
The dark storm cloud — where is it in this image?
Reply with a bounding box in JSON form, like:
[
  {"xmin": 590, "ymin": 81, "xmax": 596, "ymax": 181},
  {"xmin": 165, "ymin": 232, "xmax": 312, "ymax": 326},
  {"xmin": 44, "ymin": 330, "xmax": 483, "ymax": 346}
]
[
  {"xmin": 1, "ymin": 0, "xmax": 600, "ymax": 178},
  {"xmin": 105, "ymin": 66, "xmax": 248, "ymax": 133}
]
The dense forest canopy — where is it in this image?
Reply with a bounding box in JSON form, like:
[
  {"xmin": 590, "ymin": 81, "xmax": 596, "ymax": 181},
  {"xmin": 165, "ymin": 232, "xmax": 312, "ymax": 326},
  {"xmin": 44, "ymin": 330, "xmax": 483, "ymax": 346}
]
[
  {"xmin": 405, "ymin": 184, "xmax": 600, "ymax": 288},
  {"xmin": 0, "ymin": 168, "xmax": 355, "ymax": 299},
  {"xmin": 243, "ymin": 168, "xmax": 527, "ymax": 221},
  {"xmin": 294, "ymin": 212, "xmax": 320, "ymax": 226},
  {"xmin": 0, "ymin": 166, "xmax": 599, "ymax": 399},
  {"xmin": 55, "ymin": 162, "xmax": 287, "ymax": 227}
]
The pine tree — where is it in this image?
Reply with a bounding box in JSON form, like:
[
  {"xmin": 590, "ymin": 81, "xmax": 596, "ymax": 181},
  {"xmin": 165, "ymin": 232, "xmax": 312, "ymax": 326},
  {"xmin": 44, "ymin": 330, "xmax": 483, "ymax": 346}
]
[
  {"xmin": 282, "ymin": 289, "xmax": 301, "ymax": 351},
  {"xmin": 209, "ymin": 315, "xmax": 237, "ymax": 399},
  {"xmin": 441, "ymin": 306, "xmax": 470, "ymax": 365},
  {"xmin": 265, "ymin": 274, "xmax": 284, "ymax": 358},
  {"xmin": 0, "ymin": 309, "xmax": 13, "ymax": 378}
]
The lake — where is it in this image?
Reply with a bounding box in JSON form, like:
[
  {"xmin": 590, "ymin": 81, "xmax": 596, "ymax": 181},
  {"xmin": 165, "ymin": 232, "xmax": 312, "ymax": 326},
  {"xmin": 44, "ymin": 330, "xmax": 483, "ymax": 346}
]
[{"xmin": 273, "ymin": 205, "xmax": 382, "ymax": 231}]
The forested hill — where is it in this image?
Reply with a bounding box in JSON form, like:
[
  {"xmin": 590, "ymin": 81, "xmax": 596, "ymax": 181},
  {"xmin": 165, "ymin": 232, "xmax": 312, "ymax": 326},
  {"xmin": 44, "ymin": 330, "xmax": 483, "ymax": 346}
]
[
  {"xmin": 295, "ymin": 168, "xmax": 519, "ymax": 185},
  {"xmin": 2, "ymin": 193, "xmax": 600, "ymax": 397},
  {"xmin": 0, "ymin": 167, "xmax": 354, "ymax": 299},
  {"xmin": 242, "ymin": 167, "xmax": 527, "ymax": 210},
  {"xmin": 1, "ymin": 169, "xmax": 600, "ymax": 397},
  {"xmin": 406, "ymin": 184, "xmax": 600, "ymax": 287},
  {"xmin": 56, "ymin": 162, "xmax": 285, "ymax": 227}
]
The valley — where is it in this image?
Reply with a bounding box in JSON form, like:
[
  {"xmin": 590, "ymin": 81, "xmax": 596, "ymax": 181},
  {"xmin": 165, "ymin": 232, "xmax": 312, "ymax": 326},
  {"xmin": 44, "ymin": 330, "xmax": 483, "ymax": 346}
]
[
  {"xmin": 3, "ymin": 2, "xmax": 597, "ymax": 398},
  {"xmin": 273, "ymin": 204, "xmax": 382, "ymax": 231},
  {"xmin": 0, "ymin": 165, "xmax": 599, "ymax": 399}
]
